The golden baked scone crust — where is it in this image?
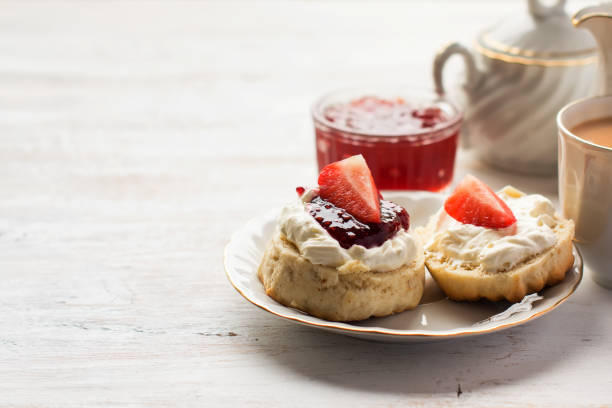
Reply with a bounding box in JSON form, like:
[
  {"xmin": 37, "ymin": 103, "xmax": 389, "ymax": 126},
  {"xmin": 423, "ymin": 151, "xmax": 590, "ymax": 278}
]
[
  {"xmin": 258, "ymin": 232, "xmax": 425, "ymax": 321},
  {"xmin": 422, "ymin": 216, "xmax": 575, "ymax": 303}
]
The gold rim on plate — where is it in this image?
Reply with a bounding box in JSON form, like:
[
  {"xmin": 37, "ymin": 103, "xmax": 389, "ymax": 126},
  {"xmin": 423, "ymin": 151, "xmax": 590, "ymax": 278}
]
[{"xmin": 223, "ymin": 212, "xmax": 583, "ymax": 339}]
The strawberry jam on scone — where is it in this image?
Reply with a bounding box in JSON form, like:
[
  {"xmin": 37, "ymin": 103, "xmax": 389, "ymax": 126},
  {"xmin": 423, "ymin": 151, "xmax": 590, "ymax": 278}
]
[
  {"xmin": 257, "ymin": 154, "xmax": 425, "ymax": 322},
  {"xmin": 310, "ymin": 155, "xmax": 409, "ymax": 249},
  {"xmin": 423, "ymin": 175, "xmax": 575, "ymax": 302}
]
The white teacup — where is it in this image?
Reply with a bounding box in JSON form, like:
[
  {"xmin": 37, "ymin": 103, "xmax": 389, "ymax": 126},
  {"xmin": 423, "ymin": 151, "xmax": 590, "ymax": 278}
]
[{"xmin": 558, "ymin": 95, "xmax": 612, "ymax": 289}]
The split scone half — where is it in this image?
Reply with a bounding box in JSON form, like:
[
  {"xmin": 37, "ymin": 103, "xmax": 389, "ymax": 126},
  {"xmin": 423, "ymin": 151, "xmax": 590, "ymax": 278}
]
[
  {"xmin": 423, "ymin": 185, "xmax": 575, "ymax": 303},
  {"xmin": 258, "ymin": 231, "xmax": 424, "ymax": 322},
  {"xmin": 258, "ymin": 155, "xmax": 425, "ymax": 322}
]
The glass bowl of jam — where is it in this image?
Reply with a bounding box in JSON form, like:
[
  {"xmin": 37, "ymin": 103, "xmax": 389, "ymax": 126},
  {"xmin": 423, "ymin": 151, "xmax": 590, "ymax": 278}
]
[{"xmin": 312, "ymin": 87, "xmax": 463, "ymax": 192}]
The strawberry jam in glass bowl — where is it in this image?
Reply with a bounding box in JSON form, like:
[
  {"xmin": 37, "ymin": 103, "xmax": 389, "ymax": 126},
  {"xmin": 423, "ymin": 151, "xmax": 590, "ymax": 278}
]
[{"xmin": 312, "ymin": 87, "xmax": 462, "ymax": 191}]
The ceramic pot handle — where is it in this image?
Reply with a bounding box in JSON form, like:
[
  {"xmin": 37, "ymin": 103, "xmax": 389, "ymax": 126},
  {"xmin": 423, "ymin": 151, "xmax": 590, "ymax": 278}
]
[
  {"xmin": 528, "ymin": 0, "xmax": 566, "ymax": 19},
  {"xmin": 433, "ymin": 42, "xmax": 481, "ymax": 96},
  {"xmin": 573, "ymin": 4, "xmax": 612, "ymax": 96},
  {"xmin": 433, "ymin": 42, "xmax": 482, "ymax": 148}
]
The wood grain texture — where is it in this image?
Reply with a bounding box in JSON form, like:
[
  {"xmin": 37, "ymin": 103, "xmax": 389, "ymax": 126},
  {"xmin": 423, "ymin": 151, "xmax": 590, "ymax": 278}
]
[{"xmin": 0, "ymin": 1, "xmax": 610, "ymax": 407}]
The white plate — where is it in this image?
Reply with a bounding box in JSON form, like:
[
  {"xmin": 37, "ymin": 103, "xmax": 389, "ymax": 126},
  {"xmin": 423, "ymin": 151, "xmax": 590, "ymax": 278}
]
[{"xmin": 224, "ymin": 191, "xmax": 583, "ymax": 342}]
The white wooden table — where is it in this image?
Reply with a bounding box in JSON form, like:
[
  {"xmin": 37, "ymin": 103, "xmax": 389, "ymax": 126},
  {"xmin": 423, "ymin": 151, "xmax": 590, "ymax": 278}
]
[{"xmin": 1, "ymin": 1, "xmax": 611, "ymax": 406}]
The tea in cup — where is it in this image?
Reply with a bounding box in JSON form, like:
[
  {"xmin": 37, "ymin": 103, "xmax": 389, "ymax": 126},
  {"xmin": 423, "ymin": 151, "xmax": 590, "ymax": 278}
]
[
  {"xmin": 570, "ymin": 117, "xmax": 612, "ymax": 148},
  {"xmin": 558, "ymin": 95, "xmax": 612, "ymax": 288}
]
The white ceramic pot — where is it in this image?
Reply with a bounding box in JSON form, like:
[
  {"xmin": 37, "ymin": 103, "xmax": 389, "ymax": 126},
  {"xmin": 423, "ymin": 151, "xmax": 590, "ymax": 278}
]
[{"xmin": 433, "ymin": 0, "xmax": 597, "ymax": 175}]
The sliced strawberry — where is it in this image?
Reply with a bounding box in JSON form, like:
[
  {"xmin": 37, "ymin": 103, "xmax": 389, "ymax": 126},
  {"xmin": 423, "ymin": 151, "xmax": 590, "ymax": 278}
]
[
  {"xmin": 444, "ymin": 175, "xmax": 516, "ymax": 229},
  {"xmin": 318, "ymin": 155, "xmax": 381, "ymax": 223}
]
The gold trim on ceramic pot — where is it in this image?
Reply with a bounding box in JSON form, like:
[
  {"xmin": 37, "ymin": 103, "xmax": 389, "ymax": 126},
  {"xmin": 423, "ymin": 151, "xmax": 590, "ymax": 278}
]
[
  {"xmin": 480, "ymin": 32, "xmax": 596, "ymax": 59},
  {"xmin": 572, "ymin": 12, "xmax": 612, "ymax": 27},
  {"xmin": 475, "ymin": 42, "xmax": 597, "ymax": 67}
]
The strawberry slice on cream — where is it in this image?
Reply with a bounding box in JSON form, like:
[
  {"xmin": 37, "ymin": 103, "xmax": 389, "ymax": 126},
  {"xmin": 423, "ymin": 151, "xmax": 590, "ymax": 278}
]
[
  {"xmin": 318, "ymin": 154, "xmax": 381, "ymax": 223},
  {"xmin": 444, "ymin": 175, "xmax": 517, "ymax": 229}
]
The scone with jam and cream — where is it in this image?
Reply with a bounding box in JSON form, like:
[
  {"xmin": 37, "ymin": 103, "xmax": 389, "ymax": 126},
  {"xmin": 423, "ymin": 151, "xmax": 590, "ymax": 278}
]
[
  {"xmin": 257, "ymin": 155, "xmax": 424, "ymax": 321},
  {"xmin": 422, "ymin": 175, "xmax": 575, "ymax": 302}
]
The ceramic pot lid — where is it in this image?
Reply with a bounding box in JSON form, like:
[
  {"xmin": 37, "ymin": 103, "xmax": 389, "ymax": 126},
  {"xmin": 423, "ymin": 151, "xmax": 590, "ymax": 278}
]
[{"xmin": 476, "ymin": 0, "xmax": 596, "ymax": 65}]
